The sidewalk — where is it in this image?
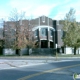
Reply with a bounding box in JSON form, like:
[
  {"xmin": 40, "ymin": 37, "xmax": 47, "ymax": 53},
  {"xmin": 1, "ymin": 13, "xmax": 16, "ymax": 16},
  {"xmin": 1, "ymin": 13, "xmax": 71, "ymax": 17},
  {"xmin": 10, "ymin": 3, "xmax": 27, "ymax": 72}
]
[
  {"xmin": 0, "ymin": 57, "xmax": 74, "ymax": 70},
  {"xmin": 1, "ymin": 55, "xmax": 80, "ymax": 70},
  {"xmin": 0, "ymin": 59, "xmax": 46, "ymax": 70}
]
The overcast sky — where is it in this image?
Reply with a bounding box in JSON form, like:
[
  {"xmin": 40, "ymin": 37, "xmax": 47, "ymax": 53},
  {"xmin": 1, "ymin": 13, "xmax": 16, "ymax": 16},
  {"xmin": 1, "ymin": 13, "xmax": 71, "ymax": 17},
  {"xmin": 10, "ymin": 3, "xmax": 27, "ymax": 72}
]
[{"xmin": 0, "ymin": 0, "xmax": 80, "ymax": 21}]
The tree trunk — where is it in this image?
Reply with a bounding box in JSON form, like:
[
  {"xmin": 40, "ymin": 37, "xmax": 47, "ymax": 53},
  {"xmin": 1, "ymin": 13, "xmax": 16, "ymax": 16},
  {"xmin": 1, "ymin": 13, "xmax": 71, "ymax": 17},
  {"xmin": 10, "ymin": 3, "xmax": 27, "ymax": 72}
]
[
  {"xmin": 74, "ymin": 47, "xmax": 76, "ymax": 55},
  {"xmin": 0, "ymin": 47, "xmax": 3, "ymax": 55},
  {"xmin": 16, "ymin": 49, "xmax": 20, "ymax": 56}
]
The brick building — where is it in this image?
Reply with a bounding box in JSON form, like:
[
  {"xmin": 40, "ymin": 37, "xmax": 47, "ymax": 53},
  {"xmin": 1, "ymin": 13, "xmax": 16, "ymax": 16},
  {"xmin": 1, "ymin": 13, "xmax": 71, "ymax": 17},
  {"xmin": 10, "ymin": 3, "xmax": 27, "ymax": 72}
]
[{"xmin": 3, "ymin": 16, "xmax": 64, "ymax": 55}]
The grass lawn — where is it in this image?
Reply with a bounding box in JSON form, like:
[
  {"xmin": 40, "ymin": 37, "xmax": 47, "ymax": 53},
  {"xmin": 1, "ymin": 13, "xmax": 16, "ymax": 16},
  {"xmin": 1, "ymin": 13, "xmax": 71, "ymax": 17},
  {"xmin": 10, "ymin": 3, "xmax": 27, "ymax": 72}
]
[
  {"xmin": 0, "ymin": 53, "xmax": 80, "ymax": 58},
  {"xmin": 57, "ymin": 53, "xmax": 80, "ymax": 57}
]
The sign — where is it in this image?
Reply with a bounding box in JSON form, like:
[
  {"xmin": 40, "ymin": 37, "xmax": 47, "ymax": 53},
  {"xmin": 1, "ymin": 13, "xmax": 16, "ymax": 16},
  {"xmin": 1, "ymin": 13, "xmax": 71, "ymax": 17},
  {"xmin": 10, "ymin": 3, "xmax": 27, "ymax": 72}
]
[{"xmin": 73, "ymin": 73, "xmax": 80, "ymax": 80}]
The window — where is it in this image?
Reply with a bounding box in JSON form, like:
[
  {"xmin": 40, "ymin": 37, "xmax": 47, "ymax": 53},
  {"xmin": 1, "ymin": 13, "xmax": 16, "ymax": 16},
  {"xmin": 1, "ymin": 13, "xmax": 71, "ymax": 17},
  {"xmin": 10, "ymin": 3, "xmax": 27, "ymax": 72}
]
[
  {"xmin": 61, "ymin": 30, "xmax": 66, "ymax": 38},
  {"xmin": 41, "ymin": 28, "xmax": 47, "ymax": 36},
  {"xmin": 50, "ymin": 29, "xmax": 53, "ymax": 36},
  {"xmin": 34, "ymin": 29, "xmax": 38, "ymax": 36}
]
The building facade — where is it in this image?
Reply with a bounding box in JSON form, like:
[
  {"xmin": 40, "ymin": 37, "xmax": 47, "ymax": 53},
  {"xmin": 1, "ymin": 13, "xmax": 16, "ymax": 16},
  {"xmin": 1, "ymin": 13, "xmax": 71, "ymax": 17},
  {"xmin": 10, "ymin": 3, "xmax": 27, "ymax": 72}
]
[{"xmin": 3, "ymin": 16, "xmax": 64, "ymax": 55}]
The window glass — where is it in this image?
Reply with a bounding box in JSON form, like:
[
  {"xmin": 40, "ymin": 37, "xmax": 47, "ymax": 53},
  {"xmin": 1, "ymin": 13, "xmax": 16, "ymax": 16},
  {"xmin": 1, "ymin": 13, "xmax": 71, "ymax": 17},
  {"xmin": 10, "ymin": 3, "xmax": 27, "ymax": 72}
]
[
  {"xmin": 34, "ymin": 29, "xmax": 38, "ymax": 36},
  {"xmin": 41, "ymin": 28, "xmax": 47, "ymax": 36},
  {"xmin": 50, "ymin": 29, "xmax": 53, "ymax": 36},
  {"xmin": 61, "ymin": 30, "xmax": 66, "ymax": 38}
]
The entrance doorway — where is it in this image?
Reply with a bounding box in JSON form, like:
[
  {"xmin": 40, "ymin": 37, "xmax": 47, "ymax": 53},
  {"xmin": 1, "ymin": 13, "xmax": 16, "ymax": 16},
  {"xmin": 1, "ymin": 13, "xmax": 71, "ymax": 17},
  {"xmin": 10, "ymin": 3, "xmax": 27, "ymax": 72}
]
[
  {"xmin": 41, "ymin": 40, "xmax": 48, "ymax": 48},
  {"xmin": 50, "ymin": 41, "xmax": 54, "ymax": 48}
]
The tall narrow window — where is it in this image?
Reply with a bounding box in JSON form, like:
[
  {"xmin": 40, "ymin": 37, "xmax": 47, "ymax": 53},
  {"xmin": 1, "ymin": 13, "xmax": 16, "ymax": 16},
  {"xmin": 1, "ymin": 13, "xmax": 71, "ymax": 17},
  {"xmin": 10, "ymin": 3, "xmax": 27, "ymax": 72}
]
[
  {"xmin": 41, "ymin": 28, "xmax": 47, "ymax": 36},
  {"xmin": 61, "ymin": 30, "xmax": 66, "ymax": 38},
  {"xmin": 50, "ymin": 29, "xmax": 53, "ymax": 36},
  {"xmin": 34, "ymin": 29, "xmax": 38, "ymax": 36}
]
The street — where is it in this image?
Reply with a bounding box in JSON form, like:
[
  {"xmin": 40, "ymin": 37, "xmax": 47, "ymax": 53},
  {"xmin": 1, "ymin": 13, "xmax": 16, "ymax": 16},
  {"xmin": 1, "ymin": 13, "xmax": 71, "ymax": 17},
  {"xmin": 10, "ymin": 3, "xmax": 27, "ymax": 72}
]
[{"xmin": 0, "ymin": 60, "xmax": 80, "ymax": 80}]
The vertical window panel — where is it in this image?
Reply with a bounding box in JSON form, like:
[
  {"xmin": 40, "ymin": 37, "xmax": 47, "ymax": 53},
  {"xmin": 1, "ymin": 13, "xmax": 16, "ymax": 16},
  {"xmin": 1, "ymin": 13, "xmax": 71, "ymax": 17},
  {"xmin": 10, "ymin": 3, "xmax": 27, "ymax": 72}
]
[{"xmin": 41, "ymin": 28, "xmax": 47, "ymax": 36}]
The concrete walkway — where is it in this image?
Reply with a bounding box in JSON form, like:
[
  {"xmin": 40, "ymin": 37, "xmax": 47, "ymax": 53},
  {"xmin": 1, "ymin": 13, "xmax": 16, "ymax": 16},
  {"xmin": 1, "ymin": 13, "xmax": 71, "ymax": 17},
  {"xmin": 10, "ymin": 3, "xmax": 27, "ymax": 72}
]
[
  {"xmin": 0, "ymin": 59, "xmax": 47, "ymax": 70},
  {"xmin": 1, "ymin": 56, "xmax": 79, "ymax": 70},
  {"xmin": 0, "ymin": 57, "xmax": 74, "ymax": 70}
]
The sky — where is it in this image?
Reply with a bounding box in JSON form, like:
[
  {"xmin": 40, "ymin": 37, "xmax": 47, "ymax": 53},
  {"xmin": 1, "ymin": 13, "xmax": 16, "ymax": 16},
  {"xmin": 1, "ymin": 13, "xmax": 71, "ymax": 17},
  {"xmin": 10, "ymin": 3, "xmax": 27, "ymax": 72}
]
[{"xmin": 0, "ymin": 0, "xmax": 80, "ymax": 22}]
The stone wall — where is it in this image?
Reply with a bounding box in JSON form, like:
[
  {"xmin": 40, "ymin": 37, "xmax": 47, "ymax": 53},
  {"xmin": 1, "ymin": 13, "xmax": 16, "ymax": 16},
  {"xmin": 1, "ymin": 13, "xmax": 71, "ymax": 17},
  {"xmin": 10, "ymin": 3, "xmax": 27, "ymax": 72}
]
[{"xmin": 3, "ymin": 48, "xmax": 15, "ymax": 55}]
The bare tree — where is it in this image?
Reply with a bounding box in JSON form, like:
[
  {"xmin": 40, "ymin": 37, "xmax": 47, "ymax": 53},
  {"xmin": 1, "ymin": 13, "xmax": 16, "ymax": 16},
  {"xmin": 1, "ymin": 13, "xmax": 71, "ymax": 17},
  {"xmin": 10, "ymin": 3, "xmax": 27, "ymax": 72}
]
[
  {"xmin": 7, "ymin": 8, "xmax": 36, "ymax": 55},
  {"xmin": 0, "ymin": 19, "xmax": 4, "ymax": 47},
  {"xmin": 7, "ymin": 9, "xmax": 29, "ymax": 55},
  {"xmin": 9, "ymin": 8, "xmax": 25, "ymax": 21}
]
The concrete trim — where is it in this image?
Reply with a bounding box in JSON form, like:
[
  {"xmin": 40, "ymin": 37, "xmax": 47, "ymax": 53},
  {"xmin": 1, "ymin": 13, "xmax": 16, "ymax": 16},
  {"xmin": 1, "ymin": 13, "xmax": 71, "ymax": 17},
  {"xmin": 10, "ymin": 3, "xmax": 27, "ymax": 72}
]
[{"xmin": 32, "ymin": 25, "xmax": 55, "ymax": 31}]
